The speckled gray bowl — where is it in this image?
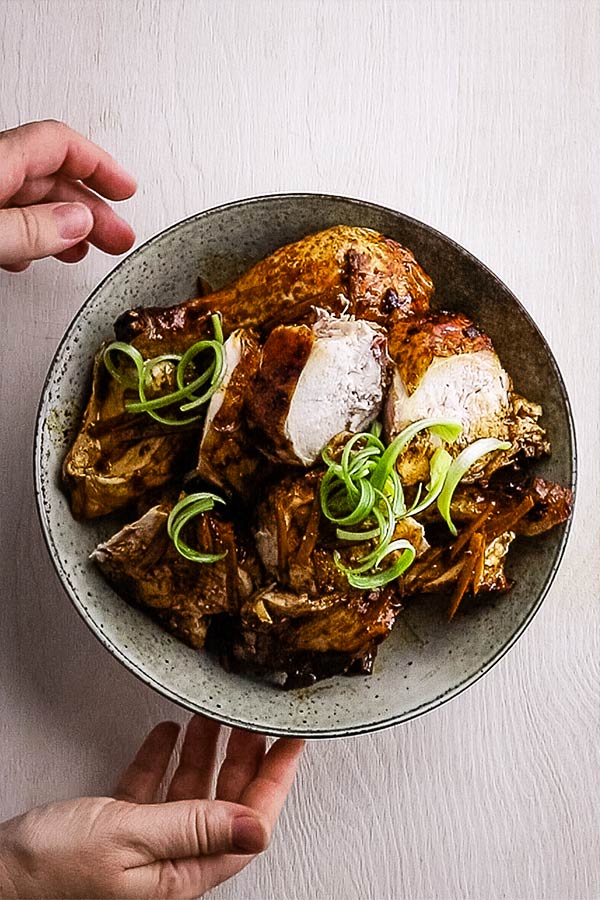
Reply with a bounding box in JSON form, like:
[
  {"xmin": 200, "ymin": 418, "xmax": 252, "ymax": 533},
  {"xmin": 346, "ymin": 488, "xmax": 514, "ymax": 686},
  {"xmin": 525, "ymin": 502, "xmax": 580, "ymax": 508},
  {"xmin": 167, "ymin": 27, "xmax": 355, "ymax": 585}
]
[{"xmin": 34, "ymin": 194, "xmax": 576, "ymax": 738}]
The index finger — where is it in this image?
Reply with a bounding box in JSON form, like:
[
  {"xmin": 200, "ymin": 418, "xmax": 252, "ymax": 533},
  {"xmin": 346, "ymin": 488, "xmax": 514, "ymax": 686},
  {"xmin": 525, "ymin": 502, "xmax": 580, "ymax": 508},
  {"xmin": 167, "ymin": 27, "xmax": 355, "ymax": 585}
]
[
  {"xmin": 238, "ymin": 737, "xmax": 304, "ymax": 829},
  {"xmin": 113, "ymin": 720, "xmax": 181, "ymax": 804},
  {"xmin": 0, "ymin": 120, "xmax": 137, "ymax": 204}
]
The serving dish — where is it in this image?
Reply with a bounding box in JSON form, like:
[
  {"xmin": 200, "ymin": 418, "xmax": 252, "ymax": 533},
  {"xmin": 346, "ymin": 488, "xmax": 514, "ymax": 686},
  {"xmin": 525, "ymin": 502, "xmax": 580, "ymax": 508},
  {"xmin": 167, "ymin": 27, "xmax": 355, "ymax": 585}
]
[{"xmin": 34, "ymin": 193, "xmax": 576, "ymax": 737}]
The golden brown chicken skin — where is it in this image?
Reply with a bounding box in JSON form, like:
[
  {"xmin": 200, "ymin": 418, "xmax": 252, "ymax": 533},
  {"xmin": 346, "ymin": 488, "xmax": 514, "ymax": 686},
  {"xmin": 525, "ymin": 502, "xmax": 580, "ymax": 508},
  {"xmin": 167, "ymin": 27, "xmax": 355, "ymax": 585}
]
[
  {"xmin": 114, "ymin": 225, "xmax": 434, "ymax": 347},
  {"xmin": 385, "ymin": 310, "xmax": 549, "ymax": 485}
]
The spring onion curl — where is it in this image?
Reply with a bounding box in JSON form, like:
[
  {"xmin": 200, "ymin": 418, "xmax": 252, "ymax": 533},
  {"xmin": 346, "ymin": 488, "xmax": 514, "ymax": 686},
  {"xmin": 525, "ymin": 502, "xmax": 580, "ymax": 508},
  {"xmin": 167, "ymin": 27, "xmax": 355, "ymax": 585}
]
[
  {"xmin": 437, "ymin": 437, "xmax": 512, "ymax": 536},
  {"xmin": 320, "ymin": 418, "xmax": 462, "ymax": 588},
  {"xmin": 320, "ymin": 418, "xmax": 462, "ymax": 531},
  {"xmin": 103, "ymin": 313, "xmax": 225, "ymax": 426},
  {"xmin": 335, "ymin": 540, "xmax": 416, "ymax": 589},
  {"xmin": 167, "ymin": 492, "xmax": 227, "ymax": 563},
  {"xmin": 370, "ymin": 418, "xmax": 462, "ymax": 493},
  {"xmin": 407, "ymin": 448, "xmax": 453, "ymax": 517}
]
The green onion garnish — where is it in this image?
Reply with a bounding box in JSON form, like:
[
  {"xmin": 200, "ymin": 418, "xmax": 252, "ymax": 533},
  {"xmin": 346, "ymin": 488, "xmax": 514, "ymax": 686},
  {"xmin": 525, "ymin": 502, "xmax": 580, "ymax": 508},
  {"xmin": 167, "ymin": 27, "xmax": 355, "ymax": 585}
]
[
  {"xmin": 103, "ymin": 313, "xmax": 225, "ymax": 426},
  {"xmin": 437, "ymin": 437, "xmax": 512, "ymax": 536},
  {"xmin": 407, "ymin": 447, "xmax": 453, "ymax": 517},
  {"xmin": 320, "ymin": 418, "xmax": 462, "ymax": 588},
  {"xmin": 370, "ymin": 418, "xmax": 462, "ymax": 493},
  {"xmin": 335, "ymin": 539, "xmax": 416, "ymax": 589},
  {"xmin": 167, "ymin": 492, "xmax": 227, "ymax": 563}
]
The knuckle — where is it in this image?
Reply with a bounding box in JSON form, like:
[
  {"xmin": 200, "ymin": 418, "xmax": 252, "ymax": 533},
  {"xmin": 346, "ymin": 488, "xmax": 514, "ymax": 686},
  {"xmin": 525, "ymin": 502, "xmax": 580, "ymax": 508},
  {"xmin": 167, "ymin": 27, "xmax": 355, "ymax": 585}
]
[
  {"xmin": 154, "ymin": 862, "xmax": 182, "ymax": 899},
  {"xmin": 192, "ymin": 801, "xmax": 212, "ymax": 854},
  {"xmin": 38, "ymin": 117, "xmax": 66, "ymax": 133},
  {"xmin": 15, "ymin": 207, "xmax": 41, "ymax": 253}
]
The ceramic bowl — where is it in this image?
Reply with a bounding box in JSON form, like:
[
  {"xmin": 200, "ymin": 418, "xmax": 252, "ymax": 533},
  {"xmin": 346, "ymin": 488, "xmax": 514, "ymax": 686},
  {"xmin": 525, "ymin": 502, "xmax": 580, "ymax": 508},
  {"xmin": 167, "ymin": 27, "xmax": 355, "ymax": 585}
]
[{"xmin": 34, "ymin": 194, "xmax": 576, "ymax": 737}]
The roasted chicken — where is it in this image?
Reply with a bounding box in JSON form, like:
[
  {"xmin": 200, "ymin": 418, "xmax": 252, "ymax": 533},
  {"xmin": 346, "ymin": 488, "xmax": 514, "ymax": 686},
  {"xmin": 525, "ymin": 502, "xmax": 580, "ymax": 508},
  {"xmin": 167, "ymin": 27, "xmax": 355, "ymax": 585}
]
[
  {"xmin": 91, "ymin": 501, "xmax": 260, "ymax": 648},
  {"xmin": 62, "ymin": 224, "xmax": 573, "ymax": 688},
  {"xmin": 114, "ymin": 225, "xmax": 434, "ymax": 347},
  {"xmin": 63, "ymin": 350, "xmax": 198, "ymax": 519},
  {"xmin": 385, "ymin": 312, "xmax": 549, "ymax": 484},
  {"xmin": 248, "ymin": 314, "xmax": 387, "ymax": 465}
]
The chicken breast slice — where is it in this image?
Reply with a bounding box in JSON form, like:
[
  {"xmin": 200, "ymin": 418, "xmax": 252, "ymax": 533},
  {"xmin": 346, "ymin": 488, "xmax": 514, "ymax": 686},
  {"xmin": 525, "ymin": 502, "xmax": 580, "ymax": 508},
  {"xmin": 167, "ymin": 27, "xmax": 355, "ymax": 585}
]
[
  {"xmin": 384, "ymin": 312, "xmax": 513, "ymax": 484},
  {"xmin": 287, "ymin": 316, "xmax": 386, "ymax": 464},
  {"xmin": 250, "ymin": 315, "xmax": 386, "ymax": 465},
  {"xmin": 387, "ymin": 349, "xmax": 511, "ymax": 441}
]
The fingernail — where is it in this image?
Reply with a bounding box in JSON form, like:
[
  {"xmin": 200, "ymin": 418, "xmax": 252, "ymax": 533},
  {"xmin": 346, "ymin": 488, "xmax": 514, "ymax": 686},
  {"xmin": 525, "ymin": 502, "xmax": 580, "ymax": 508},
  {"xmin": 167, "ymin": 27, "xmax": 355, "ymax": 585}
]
[
  {"xmin": 54, "ymin": 203, "xmax": 93, "ymax": 241},
  {"xmin": 232, "ymin": 816, "xmax": 268, "ymax": 854}
]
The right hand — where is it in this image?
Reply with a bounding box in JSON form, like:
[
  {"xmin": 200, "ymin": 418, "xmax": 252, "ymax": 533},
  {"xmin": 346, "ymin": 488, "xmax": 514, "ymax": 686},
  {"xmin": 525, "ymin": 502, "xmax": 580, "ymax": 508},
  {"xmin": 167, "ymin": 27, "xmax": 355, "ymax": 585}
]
[{"xmin": 0, "ymin": 716, "xmax": 304, "ymax": 899}]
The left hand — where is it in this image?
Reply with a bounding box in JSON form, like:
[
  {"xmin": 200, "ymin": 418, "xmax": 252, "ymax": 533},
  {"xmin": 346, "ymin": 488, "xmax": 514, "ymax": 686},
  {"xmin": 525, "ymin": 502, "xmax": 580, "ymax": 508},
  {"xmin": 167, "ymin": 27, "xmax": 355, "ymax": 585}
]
[
  {"xmin": 0, "ymin": 119, "xmax": 137, "ymax": 272},
  {"xmin": 0, "ymin": 715, "xmax": 304, "ymax": 899}
]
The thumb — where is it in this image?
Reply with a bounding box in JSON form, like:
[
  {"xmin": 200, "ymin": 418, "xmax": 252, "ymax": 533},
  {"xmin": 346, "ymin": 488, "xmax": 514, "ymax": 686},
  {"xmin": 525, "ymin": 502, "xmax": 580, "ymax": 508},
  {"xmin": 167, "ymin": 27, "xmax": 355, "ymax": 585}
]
[
  {"xmin": 0, "ymin": 202, "xmax": 94, "ymax": 265},
  {"xmin": 120, "ymin": 799, "xmax": 270, "ymax": 860}
]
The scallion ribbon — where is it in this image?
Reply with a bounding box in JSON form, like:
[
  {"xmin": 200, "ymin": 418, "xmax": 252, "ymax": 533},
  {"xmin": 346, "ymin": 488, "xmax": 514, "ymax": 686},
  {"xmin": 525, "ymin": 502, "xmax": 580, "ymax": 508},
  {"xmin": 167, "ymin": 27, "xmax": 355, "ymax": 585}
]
[
  {"xmin": 166, "ymin": 492, "xmax": 227, "ymax": 563},
  {"xmin": 320, "ymin": 419, "xmax": 462, "ymax": 588},
  {"xmin": 437, "ymin": 437, "xmax": 511, "ymax": 536},
  {"xmin": 103, "ymin": 313, "xmax": 225, "ymax": 426}
]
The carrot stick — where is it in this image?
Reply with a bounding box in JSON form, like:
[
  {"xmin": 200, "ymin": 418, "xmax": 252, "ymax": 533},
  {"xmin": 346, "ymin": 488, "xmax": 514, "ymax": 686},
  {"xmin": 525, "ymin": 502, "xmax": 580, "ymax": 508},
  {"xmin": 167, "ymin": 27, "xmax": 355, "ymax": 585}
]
[
  {"xmin": 450, "ymin": 503, "xmax": 494, "ymax": 559},
  {"xmin": 448, "ymin": 532, "xmax": 485, "ymax": 621}
]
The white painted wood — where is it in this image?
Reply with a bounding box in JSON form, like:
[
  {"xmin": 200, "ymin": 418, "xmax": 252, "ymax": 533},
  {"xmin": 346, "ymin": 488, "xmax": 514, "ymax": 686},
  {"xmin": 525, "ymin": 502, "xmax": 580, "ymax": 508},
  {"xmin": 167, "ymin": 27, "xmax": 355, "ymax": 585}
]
[{"xmin": 1, "ymin": 1, "xmax": 599, "ymax": 897}]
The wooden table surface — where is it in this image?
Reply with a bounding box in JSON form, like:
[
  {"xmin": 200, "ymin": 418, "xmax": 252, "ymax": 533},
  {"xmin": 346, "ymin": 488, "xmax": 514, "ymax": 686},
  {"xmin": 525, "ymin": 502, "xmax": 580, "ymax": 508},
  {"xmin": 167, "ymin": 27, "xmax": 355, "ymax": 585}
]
[{"xmin": 1, "ymin": 2, "xmax": 598, "ymax": 898}]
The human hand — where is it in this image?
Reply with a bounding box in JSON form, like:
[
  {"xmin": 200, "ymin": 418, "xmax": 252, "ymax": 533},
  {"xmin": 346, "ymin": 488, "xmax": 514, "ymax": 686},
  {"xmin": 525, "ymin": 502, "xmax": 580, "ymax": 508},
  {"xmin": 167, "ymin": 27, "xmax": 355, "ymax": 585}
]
[
  {"xmin": 0, "ymin": 119, "xmax": 136, "ymax": 273},
  {"xmin": 0, "ymin": 716, "xmax": 304, "ymax": 899}
]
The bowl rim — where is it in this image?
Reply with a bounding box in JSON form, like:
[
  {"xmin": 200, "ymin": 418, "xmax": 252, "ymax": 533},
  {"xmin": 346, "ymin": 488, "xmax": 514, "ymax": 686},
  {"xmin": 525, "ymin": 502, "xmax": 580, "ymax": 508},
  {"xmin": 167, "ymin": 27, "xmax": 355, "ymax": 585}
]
[{"xmin": 33, "ymin": 191, "xmax": 578, "ymax": 738}]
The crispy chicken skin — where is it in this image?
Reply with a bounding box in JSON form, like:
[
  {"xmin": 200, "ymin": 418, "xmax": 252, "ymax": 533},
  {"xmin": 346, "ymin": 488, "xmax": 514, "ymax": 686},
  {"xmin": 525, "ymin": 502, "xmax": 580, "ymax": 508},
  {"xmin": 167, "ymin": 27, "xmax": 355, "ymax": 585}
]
[
  {"xmin": 114, "ymin": 225, "xmax": 434, "ymax": 346},
  {"xmin": 385, "ymin": 311, "xmax": 549, "ymax": 484},
  {"xmin": 62, "ymin": 351, "xmax": 195, "ymax": 519}
]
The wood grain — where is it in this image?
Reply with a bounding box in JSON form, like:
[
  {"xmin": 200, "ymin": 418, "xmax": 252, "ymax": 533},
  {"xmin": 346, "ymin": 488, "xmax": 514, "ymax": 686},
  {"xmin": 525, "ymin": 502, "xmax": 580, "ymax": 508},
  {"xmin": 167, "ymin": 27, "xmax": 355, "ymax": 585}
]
[{"xmin": 0, "ymin": 1, "xmax": 598, "ymax": 898}]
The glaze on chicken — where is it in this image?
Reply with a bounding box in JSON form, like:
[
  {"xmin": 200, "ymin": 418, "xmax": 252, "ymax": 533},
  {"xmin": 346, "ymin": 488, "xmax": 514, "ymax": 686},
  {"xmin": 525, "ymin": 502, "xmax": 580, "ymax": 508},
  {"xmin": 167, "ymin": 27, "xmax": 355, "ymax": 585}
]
[{"xmin": 64, "ymin": 225, "xmax": 573, "ymax": 688}]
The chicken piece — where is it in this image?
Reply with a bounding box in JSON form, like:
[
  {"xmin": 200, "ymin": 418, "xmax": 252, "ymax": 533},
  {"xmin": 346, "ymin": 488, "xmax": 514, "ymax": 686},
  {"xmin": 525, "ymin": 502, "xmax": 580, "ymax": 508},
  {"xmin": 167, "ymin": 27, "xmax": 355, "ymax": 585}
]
[
  {"xmin": 196, "ymin": 328, "xmax": 264, "ymax": 496},
  {"xmin": 401, "ymin": 530, "xmax": 515, "ymax": 597},
  {"xmin": 202, "ymin": 469, "xmax": 402, "ymax": 685},
  {"xmin": 63, "ymin": 308, "xmax": 221, "ymax": 518},
  {"xmin": 91, "ymin": 501, "xmax": 260, "ymax": 649},
  {"xmin": 62, "ymin": 351, "xmax": 197, "ymax": 519},
  {"xmin": 515, "ymin": 476, "xmax": 573, "ymax": 536},
  {"xmin": 248, "ymin": 315, "xmax": 386, "ymax": 465},
  {"xmin": 422, "ymin": 471, "xmax": 573, "ymax": 536},
  {"xmin": 401, "ymin": 470, "xmax": 572, "ymax": 608},
  {"xmin": 115, "ymin": 302, "xmax": 215, "ymax": 359},
  {"xmin": 254, "ymin": 469, "xmax": 428, "ymax": 594},
  {"xmin": 115, "ymin": 225, "xmax": 434, "ymax": 347},
  {"xmin": 253, "ymin": 470, "xmax": 346, "ymax": 595},
  {"xmin": 222, "ymin": 585, "xmax": 401, "ymax": 688},
  {"xmin": 384, "ymin": 312, "xmax": 549, "ymax": 484}
]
